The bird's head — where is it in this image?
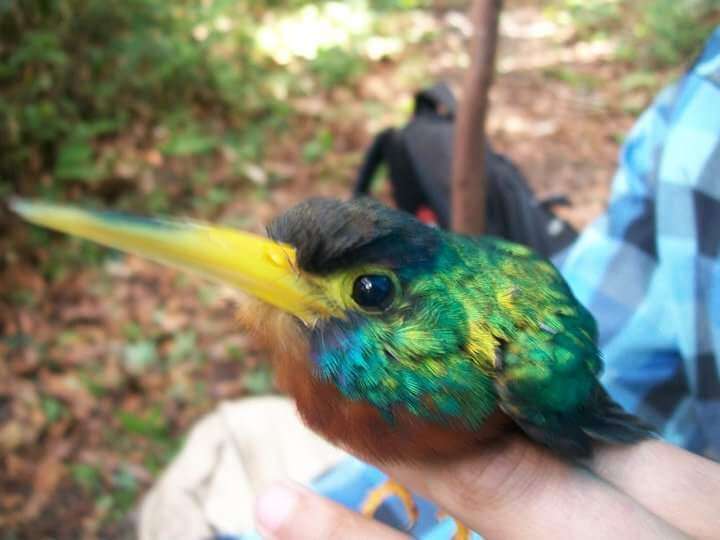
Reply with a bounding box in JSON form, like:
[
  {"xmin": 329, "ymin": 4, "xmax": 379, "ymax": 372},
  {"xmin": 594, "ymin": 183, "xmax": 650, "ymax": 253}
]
[{"xmin": 12, "ymin": 197, "xmax": 506, "ymax": 425}]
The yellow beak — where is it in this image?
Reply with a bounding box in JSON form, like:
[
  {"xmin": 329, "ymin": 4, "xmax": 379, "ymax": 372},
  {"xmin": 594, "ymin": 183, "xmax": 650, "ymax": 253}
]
[{"xmin": 10, "ymin": 198, "xmax": 331, "ymax": 323}]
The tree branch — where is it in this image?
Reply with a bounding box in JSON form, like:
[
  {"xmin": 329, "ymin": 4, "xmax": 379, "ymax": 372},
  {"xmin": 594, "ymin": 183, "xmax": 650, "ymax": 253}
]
[{"xmin": 451, "ymin": 0, "xmax": 502, "ymax": 235}]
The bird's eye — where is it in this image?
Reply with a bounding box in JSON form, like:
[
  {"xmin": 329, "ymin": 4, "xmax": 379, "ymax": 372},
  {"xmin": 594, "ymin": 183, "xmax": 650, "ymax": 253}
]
[{"xmin": 352, "ymin": 274, "xmax": 395, "ymax": 311}]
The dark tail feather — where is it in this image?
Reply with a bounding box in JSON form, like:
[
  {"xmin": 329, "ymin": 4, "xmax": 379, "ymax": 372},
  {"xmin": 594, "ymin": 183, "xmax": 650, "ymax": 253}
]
[
  {"xmin": 579, "ymin": 386, "xmax": 656, "ymax": 445},
  {"xmin": 509, "ymin": 386, "xmax": 655, "ymax": 460}
]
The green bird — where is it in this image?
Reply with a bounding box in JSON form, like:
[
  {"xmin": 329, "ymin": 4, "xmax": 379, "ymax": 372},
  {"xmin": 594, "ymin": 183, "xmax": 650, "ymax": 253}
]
[{"xmin": 11, "ymin": 196, "xmax": 652, "ymax": 538}]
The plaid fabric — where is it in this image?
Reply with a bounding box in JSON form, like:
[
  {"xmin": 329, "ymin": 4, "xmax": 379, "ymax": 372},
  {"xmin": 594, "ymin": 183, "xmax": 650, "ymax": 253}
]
[{"xmin": 559, "ymin": 27, "xmax": 720, "ymax": 461}]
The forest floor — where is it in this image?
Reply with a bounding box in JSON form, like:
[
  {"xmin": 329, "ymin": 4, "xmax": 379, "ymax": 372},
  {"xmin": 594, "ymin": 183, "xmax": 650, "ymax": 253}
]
[{"xmin": 0, "ymin": 1, "xmax": 686, "ymax": 538}]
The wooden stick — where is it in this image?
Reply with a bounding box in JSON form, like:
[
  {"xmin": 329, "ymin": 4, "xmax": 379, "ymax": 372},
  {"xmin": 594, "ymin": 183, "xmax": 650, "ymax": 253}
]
[{"xmin": 451, "ymin": 0, "xmax": 502, "ymax": 235}]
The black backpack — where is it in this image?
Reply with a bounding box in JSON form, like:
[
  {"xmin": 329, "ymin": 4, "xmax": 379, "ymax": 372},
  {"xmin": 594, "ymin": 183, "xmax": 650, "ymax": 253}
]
[{"xmin": 353, "ymin": 83, "xmax": 577, "ymax": 258}]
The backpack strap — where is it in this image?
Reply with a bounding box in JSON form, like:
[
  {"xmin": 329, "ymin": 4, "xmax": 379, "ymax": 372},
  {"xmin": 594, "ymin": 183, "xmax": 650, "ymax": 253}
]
[{"xmin": 352, "ymin": 127, "xmax": 395, "ymax": 196}]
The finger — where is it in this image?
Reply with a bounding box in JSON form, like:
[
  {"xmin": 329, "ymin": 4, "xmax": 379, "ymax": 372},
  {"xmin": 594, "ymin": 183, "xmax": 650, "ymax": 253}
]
[
  {"xmin": 383, "ymin": 435, "xmax": 685, "ymax": 540},
  {"xmin": 592, "ymin": 439, "xmax": 720, "ymax": 539},
  {"xmin": 254, "ymin": 481, "xmax": 410, "ymax": 540}
]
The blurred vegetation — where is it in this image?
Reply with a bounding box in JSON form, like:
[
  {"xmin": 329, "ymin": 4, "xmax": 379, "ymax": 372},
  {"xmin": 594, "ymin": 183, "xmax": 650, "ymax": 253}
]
[
  {"xmin": 550, "ymin": 0, "xmax": 719, "ymax": 68},
  {"xmin": 1, "ymin": 0, "xmax": 433, "ymax": 285},
  {"xmin": 3, "ymin": 0, "xmax": 715, "ymax": 211},
  {"xmin": 0, "ymin": 0, "xmax": 428, "ymax": 202}
]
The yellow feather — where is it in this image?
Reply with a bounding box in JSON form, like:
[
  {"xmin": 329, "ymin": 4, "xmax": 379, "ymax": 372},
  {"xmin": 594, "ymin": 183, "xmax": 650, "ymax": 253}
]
[{"xmin": 466, "ymin": 323, "xmax": 497, "ymax": 369}]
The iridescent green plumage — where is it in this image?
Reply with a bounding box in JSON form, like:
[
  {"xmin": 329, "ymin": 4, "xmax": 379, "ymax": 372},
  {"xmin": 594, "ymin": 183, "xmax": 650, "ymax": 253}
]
[{"xmin": 269, "ymin": 197, "xmax": 651, "ymax": 457}]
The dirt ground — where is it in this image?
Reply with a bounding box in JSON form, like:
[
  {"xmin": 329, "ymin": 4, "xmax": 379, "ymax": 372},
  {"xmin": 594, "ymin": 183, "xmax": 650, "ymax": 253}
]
[{"xmin": 0, "ymin": 2, "xmax": 682, "ymax": 538}]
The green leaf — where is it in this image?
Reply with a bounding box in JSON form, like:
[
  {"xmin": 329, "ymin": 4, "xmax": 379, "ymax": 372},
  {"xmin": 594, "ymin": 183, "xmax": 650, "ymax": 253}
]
[
  {"xmin": 123, "ymin": 340, "xmax": 158, "ymax": 374},
  {"xmin": 76, "ymin": 118, "xmax": 124, "ymax": 138},
  {"xmin": 168, "ymin": 331, "xmax": 200, "ymax": 364},
  {"xmin": 302, "ymin": 130, "xmax": 333, "ymax": 163},
  {"xmin": 112, "ymin": 466, "xmax": 138, "ymax": 492},
  {"xmin": 310, "ymin": 46, "xmax": 366, "ymax": 88},
  {"xmin": 80, "ymin": 373, "xmax": 107, "ymax": 398},
  {"xmin": 54, "ymin": 139, "xmax": 100, "ymax": 182},
  {"xmin": 226, "ymin": 344, "xmax": 245, "ymax": 362},
  {"xmin": 40, "ymin": 396, "xmax": 66, "ymax": 423},
  {"xmin": 117, "ymin": 408, "xmax": 168, "ymax": 439},
  {"xmin": 162, "ymin": 130, "xmax": 218, "ymax": 156},
  {"xmin": 122, "ymin": 322, "xmax": 144, "ymax": 341},
  {"xmin": 71, "ymin": 463, "xmax": 102, "ymax": 493},
  {"xmin": 621, "ymin": 71, "xmax": 660, "ymax": 92},
  {"xmin": 102, "ymin": 466, "xmax": 139, "ymax": 516}
]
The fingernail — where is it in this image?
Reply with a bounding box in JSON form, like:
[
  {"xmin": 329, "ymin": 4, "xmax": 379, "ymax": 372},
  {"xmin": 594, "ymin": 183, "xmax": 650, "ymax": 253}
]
[{"xmin": 255, "ymin": 483, "xmax": 299, "ymax": 536}]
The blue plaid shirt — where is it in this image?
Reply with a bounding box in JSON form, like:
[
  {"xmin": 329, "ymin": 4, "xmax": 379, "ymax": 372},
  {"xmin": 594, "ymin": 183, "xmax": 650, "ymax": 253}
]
[
  {"xmin": 559, "ymin": 27, "xmax": 720, "ymax": 461},
  {"xmin": 238, "ymin": 28, "xmax": 720, "ymax": 540}
]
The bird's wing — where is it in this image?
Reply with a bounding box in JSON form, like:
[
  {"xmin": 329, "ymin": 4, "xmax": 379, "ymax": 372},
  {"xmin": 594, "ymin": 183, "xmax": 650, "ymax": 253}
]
[{"xmin": 493, "ymin": 317, "xmax": 653, "ymax": 458}]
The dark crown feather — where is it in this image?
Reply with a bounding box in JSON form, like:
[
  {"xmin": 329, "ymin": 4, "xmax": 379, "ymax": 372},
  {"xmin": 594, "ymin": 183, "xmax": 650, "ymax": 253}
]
[{"xmin": 268, "ymin": 198, "xmax": 441, "ymax": 274}]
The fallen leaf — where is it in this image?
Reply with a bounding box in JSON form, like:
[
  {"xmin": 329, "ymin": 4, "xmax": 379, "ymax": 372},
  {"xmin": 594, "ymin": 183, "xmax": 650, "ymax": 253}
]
[{"xmin": 21, "ymin": 441, "xmax": 72, "ymax": 521}]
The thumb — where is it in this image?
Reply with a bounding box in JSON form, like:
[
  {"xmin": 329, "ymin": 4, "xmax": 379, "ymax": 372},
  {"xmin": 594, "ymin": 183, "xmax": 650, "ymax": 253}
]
[{"xmin": 254, "ymin": 481, "xmax": 409, "ymax": 540}]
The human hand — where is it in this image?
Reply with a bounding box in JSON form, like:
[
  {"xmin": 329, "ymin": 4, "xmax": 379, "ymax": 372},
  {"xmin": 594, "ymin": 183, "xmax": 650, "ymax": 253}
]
[{"xmin": 253, "ymin": 435, "xmax": 720, "ymax": 539}]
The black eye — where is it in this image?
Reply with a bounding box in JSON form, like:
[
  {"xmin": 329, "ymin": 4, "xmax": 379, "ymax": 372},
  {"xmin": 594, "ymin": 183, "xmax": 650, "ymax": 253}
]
[{"xmin": 352, "ymin": 274, "xmax": 395, "ymax": 311}]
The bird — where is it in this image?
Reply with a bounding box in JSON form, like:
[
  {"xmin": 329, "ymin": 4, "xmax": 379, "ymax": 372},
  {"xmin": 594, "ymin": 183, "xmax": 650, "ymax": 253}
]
[{"xmin": 11, "ymin": 196, "xmax": 652, "ymax": 539}]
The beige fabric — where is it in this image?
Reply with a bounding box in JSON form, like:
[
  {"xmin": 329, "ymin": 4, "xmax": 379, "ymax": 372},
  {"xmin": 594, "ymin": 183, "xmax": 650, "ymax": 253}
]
[{"xmin": 138, "ymin": 396, "xmax": 345, "ymax": 540}]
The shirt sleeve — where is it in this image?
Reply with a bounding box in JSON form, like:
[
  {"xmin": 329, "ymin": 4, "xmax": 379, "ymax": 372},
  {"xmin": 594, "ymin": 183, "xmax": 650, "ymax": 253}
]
[{"xmin": 558, "ymin": 26, "xmax": 720, "ymax": 459}]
